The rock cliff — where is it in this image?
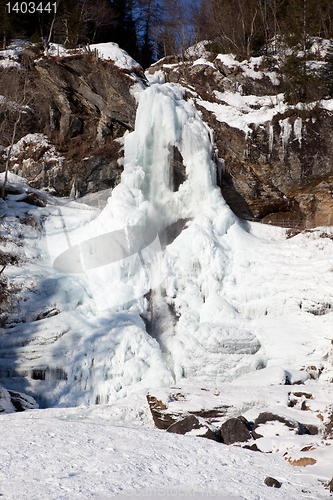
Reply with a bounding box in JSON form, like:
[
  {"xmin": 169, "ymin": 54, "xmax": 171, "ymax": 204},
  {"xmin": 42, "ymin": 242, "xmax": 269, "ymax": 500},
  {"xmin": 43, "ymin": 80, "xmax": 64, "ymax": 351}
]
[
  {"xmin": 0, "ymin": 44, "xmax": 147, "ymax": 198},
  {"xmin": 149, "ymin": 44, "xmax": 333, "ymax": 226},
  {"xmin": 1, "ymin": 41, "xmax": 333, "ymax": 225}
]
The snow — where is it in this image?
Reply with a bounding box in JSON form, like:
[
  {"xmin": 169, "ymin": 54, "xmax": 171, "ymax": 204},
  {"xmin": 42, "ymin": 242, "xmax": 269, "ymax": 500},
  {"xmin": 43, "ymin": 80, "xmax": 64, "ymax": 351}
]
[
  {"xmin": 197, "ymin": 92, "xmax": 286, "ymax": 137},
  {"xmin": 46, "ymin": 42, "xmax": 141, "ymax": 71},
  {"xmin": 186, "ymin": 40, "xmax": 212, "ymax": 61},
  {"xmin": 0, "ymin": 401, "xmax": 327, "ymax": 500},
  {"xmin": 1, "ymin": 42, "xmax": 333, "ymax": 499},
  {"xmin": 0, "ymin": 59, "xmax": 21, "ymax": 69},
  {"xmin": 89, "ymin": 42, "xmax": 141, "ymax": 70}
]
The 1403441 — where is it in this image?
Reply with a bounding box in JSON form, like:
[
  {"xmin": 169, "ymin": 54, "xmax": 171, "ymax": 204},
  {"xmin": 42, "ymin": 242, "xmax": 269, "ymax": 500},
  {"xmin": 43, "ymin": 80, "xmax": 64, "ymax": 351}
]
[{"xmin": 5, "ymin": 2, "xmax": 57, "ymax": 14}]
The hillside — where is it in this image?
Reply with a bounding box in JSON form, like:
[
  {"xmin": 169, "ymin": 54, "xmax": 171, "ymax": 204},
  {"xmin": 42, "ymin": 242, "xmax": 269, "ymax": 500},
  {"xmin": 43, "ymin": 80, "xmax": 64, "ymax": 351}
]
[{"xmin": 0, "ymin": 40, "xmax": 333, "ymax": 499}]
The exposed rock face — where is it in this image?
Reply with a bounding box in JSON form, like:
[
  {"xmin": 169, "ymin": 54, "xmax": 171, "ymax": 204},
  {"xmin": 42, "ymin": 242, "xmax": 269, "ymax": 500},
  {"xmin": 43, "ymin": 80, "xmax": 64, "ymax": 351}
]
[
  {"xmin": 150, "ymin": 52, "xmax": 333, "ymax": 226},
  {"xmin": 146, "ymin": 388, "xmax": 230, "ymax": 431},
  {"xmin": 0, "ymin": 385, "xmax": 38, "ymax": 413},
  {"xmin": 0, "ymin": 50, "xmax": 147, "ymax": 198},
  {"xmin": 2, "ymin": 43, "xmax": 332, "ymax": 224},
  {"xmin": 34, "ymin": 55, "xmax": 140, "ymax": 138}
]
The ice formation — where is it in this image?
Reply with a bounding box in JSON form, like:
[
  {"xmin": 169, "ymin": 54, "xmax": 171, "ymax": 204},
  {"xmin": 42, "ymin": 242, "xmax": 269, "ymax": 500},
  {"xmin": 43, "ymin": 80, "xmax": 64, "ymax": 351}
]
[
  {"xmin": 43, "ymin": 81, "xmax": 244, "ymax": 406},
  {"xmin": 1, "ymin": 80, "xmax": 332, "ymax": 409}
]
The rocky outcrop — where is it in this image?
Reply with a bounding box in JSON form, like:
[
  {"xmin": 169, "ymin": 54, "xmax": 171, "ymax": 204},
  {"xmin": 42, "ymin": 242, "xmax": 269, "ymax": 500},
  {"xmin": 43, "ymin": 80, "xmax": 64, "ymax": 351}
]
[
  {"xmin": 0, "ymin": 385, "xmax": 38, "ymax": 413},
  {"xmin": 34, "ymin": 54, "xmax": 141, "ymax": 138},
  {"xmin": 150, "ymin": 50, "xmax": 333, "ymax": 227},
  {"xmin": 147, "ymin": 389, "xmax": 320, "ymax": 453},
  {"xmin": 2, "ymin": 42, "xmax": 333, "ymax": 224},
  {"xmin": 166, "ymin": 414, "xmax": 222, "ymax": 441},
  {"xmin": 0, "ymin": 48, "xmax": 147, "ymax": 198}
]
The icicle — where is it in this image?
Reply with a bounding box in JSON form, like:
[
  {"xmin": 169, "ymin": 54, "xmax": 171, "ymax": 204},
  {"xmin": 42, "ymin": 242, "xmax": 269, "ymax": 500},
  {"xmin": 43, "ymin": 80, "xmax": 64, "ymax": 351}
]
[
  {"xmin": 269, "ymin": 123, "xmax": 274, "ymax": 154},
  {"xmin": 293, "ymin": 117, "xmax": 302, "ymax": 147},
  {"xmin": 279, "ymin": 118, "xmax": 292, "ymax": 156}
]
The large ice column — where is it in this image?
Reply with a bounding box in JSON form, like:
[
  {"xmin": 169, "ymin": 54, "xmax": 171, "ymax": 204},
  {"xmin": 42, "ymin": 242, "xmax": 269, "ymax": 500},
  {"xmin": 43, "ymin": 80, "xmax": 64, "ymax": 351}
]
[{"xmin": 122, "ymin": 83, "xmax": 221, "ymax": 224}]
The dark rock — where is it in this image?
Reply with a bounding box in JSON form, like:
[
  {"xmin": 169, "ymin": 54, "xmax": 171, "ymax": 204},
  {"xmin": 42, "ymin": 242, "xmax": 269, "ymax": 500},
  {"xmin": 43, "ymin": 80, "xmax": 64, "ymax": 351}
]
[
  {"xmin": 264, "ymin": 477, "xmax": 281, "ymax": 488},
  {"xmin": 166, "ymin": 414, "xmax": 223, "ymax": 442},
  {"xmin": 166, "ymin": 414, "xmax": 202, "ymax": 434},
  {"xmin": 301, "ymin": 424, "xmax": 318, "ymax": 436},
  {"xmin": 18, "ymin": 192, "xmax": 47, "ymax": 207},
  {"xmin": 146, "ymin": 394, "xmax": 180, "ymax": 430},
  {"xmin": 243, "ymin": 443, "xmax": 260, "ymax": 452},
  {"xmin": 237, "ymin": 415, "xmax": 252, "ymax": 430},
  {"xmin": 292, "ymin": 392, "xmax": 313, "ymax": 399},
  {"xmin": 146, "ymin": 389, "xmax": 230, "ymax": 432},
  {"xmin": 0, "ymin": 385, "xmax": 38, "ymax": 413},
  {"xmin": 252, "ymin": 412, "xmax": 302, "ymax": 439},
  {"xmin": 220, "ymin": 417, "xmax": 252, "ymax": 444},
  {"xmin": 8, "ymin": 389, "xmax": 38, "ymax": 412}
]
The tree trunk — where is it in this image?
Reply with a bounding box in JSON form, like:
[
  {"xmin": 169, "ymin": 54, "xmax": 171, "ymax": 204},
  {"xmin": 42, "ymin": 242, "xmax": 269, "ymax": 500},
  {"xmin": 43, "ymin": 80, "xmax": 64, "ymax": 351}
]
[{"xmin": 1, "ymin": 110, "xmax": 22, "ymax": 200}]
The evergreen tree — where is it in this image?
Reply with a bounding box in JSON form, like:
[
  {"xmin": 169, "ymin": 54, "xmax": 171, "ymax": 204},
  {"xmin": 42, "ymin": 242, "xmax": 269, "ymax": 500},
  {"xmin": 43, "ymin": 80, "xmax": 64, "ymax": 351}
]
[
  {"xmin": 110, "ymin": 0, "xmax": 140, "ymax": 61},
  {"xmin": 136, "ymin": 0, "xmax": 161, "ymax": 67}
]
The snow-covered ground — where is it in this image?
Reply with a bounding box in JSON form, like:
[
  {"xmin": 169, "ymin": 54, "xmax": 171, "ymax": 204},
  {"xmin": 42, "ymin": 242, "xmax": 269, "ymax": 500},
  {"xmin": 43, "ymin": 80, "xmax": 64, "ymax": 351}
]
[
  {"xmin": 0, "ymin": 394, "xmax": 331, "ymax": 500},
  {"xmin": 1, "ymin": 42, "xmax": 333, "ymax": 499}
]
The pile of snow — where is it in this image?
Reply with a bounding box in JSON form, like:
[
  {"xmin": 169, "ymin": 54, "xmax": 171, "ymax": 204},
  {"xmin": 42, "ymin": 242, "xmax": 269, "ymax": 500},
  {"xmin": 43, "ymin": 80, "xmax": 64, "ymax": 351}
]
[
  {"xmin": 46, "ymin": 42, "xmax": 141, "ymax": 71},
  {"xmin": 89, "ymin": 42, "xmax": 141, "ymax": 70},
  {"xmin": 186, "ymin": 40, "xmax": 212, "ymax": 61}
]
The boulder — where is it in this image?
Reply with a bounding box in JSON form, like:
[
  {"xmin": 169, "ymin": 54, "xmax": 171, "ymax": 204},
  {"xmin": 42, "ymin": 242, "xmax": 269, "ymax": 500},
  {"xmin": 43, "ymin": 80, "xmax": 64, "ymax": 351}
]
[
  {"xmin": 8, "ymin": 389, "xmax": 38, "ymax": 412},
  {"xmin": 252, "ymin": 411, "xmax": 317, "ymax": 439},
  {"xmin": 264, "ymin": 477, "xmax": 281, "ymax": 488},
  {"xmin": 252, "ymin": 412, "xmax": 302, "ymax": 439},
  {"xmin": 166, "ymin": 414, "xmax": 222, "ymax": 442},
  {"xmin": 220, "ymin": 417, "xmax": 252, "ymax": 444},
  {"xmin": 0, "ymin": 385, "xmax": 38, "ymax": 413},
  {"xmin": 146, "ymin": 388, "xmax": 230, "ymax": 433},
  {"xmin": 146, "ymin": 394, "xmax": 180, "ymax": 430}
]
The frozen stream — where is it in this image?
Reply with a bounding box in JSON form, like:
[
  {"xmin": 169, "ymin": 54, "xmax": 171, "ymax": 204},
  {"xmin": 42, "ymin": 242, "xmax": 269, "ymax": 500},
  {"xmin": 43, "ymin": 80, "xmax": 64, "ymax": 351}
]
[{"xmin": 0, "ymin": 82, "xmax": 333, "ymax": 408}]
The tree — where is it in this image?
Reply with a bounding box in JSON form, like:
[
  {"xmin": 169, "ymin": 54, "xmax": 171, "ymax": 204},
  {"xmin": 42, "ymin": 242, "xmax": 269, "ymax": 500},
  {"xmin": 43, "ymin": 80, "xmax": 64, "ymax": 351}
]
[
  {"xmin": 195, "ymin": 0, "xmax": 264, "ymax": 59},
  {"xmin": 154, "ymin": 0, "xmax": 195, "ymax": 59},
  {"xmin": 0, "ymin": 0, "xmax": 12, "ymax": 49},
  {"xmin": 136, "ymin": 0, "xmax": 160, "ymax": 67},
  {"xmin": 81, "ymin": 0, "xmax": 117, "ymax": 44},
  {"xmin": 321, "ymin": 40, "xmax": 333, "ymax": 98},
  {"xmin": 109, "ymin": 0, "xmax": 140, "ymax": 61},
  {"xmin": 0, "ymin": 68, "xmax": 29, "ymax": 199}
]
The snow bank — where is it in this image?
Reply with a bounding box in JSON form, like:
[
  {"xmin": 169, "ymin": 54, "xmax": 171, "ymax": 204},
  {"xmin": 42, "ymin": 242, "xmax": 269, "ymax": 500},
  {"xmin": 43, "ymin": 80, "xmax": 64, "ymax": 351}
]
[
  {"xmin": 0, "ymin": 403, "xmax": 327, "ymax": 500},
  {"xmin": 89, "ymin": 42, "xmax": 141, "ymax": 70},
  {"xmin": 46, "ymin": 42, "xmax": 141, "ymax": 71}
]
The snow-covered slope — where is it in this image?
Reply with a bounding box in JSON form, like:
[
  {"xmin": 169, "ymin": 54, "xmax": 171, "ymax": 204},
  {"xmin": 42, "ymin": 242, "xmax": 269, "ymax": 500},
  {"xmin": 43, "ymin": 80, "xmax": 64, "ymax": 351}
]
[
  {"xmin": 0, "ymin": 68, "xmax": 333, "ymax": 498},
  {"xmin": 0, "ymin": 398, "xmax": 330, "ymax": 500}
]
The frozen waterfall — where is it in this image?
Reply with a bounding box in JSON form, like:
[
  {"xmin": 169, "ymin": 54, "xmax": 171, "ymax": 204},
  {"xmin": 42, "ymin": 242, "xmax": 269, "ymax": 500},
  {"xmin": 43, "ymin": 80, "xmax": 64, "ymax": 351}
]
[{"xmin": 0, "ymin": 81, "xmax": 262, "ymax": 408}]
